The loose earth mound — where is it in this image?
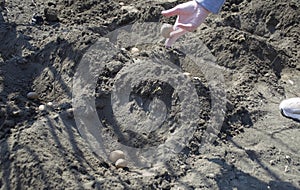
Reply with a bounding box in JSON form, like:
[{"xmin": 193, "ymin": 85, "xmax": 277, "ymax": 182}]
[{"xmin": 0, "ymin": 0, "xmax": 299, "ymax": 189}]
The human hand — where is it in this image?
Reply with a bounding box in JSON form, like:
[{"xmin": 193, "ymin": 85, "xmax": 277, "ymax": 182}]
[{"xmin": 161, "ymin": 1, "xmax": 210, "ymax": 47}]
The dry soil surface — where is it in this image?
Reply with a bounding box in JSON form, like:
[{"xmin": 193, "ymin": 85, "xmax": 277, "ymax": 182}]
[{"xmin": 0, "ymin": 0, "xmax": 299, "ymax": 189}]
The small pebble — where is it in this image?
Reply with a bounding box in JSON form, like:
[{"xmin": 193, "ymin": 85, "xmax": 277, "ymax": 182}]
[
  {"xmin": 109, "ymin": 150, "xmax": 125, "ymax": 163},
  {"xmin": 206, "ymin": 173, "xmax": 215, "ymax": 179},
  {"xmin": 51, "ymin": 114, "xmax": 59, "ymax": 120},
  {"xmin": 285, "ymin": 155, "xmax": 291, "ymax": 162},
  {"xmin": 119, "ymin": 2, "xmax": 124, "ymax": 6},
  {"xmin": 32, "ymin": 13, "xmax": 43, "ymax": 25},
  {"xmin": 288, "ymin": 80, "xmax": 294, "ymax": 85},
  {"xmin": 83, "ymin": 181, "xmax": 95, "ymax": 189},
  {"xmin": 12, "ymin": 110, "xmax": 21, "ymax": 116},
  {"xmin": 183, "ymin": 72, "xmax": 191, "ymax": 77},
  {"xmin": 160, "ymin": 23, "xmax": 173, "ymax": 38},
  {"xmin": 284, "ymin": 165, "xmax": 289, "ymax": 173},
  {"xmin": 27, "ymin": 92, "xmax": 38, "ymax": 100},
  {"xmin": 47, "ymin": 102, "xmax": 53, "ymax": 107},
  {"xmin": 130, "ymin": 47, "xmax": 139, "ymax": 54},
  {"xmin": 236, "ymin": 34, "xmax": 245, "ymax": 43},
  {"xmin": 115, "ymin": 158, "xmax": 128, "ymax": 168},
  {"xmin": 269, "ymin": 160, "xmax": 275, "ymax": 165},
  {"xmin": 193, "ymin": 76, "xmax": 201, "ymax": 80},
  {"xmin": 39, "ymin": 105, "xmax": 46, "ymax": 111},
  {"xmin": 66, "ymin": 108, "xmax": 74, "ymax": 118}
]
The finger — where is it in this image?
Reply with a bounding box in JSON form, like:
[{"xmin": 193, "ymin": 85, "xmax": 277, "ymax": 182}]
[
  {"xmin": 161, "ymin": 7, "xmax": 180, "ymax": 17},
  {"xmin": 169, "ymin": 27, "xmax": 187, "ymax": 38},
  {"xmin": 165, "ymin": 28, "xmax": 188, "ymax": 48},
  {"xmin": 162, "ymin": 1, "xmax": 197, "ymax": 17},
  {"xmin": 176, "ymin": 23, "xmax": 197, "ymax": 32}
]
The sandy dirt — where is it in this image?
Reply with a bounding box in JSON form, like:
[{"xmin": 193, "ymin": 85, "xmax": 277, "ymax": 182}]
[{"xmin": 0, "ymin": 0, "xmax": 299, "ymax": 189}]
